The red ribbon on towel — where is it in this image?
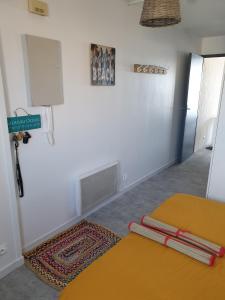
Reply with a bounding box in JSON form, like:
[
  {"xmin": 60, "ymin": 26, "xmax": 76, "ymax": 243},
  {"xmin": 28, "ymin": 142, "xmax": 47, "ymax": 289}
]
[
  {"xmin": 164, "ymin": 236, "xmax": 171, "ymax": 247},
  {"xmin": 175, "ymin": 229, "xmax": 190, "ymax": 237}
]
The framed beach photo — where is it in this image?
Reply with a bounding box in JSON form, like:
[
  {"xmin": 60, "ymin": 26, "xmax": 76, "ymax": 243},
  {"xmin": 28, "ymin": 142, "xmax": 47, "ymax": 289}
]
[{"xmin": 91, "ymin": 44, "xmax": 115, "ymax": 86}]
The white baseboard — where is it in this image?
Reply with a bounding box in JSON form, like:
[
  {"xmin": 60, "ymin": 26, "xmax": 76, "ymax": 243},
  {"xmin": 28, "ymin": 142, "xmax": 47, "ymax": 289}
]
[
  {"xmin": 23, "ymin": 216, "xmax": 83, "ymax": 252},
  {"xmin": 0, "ymin": 256, "xmax": 24, "ymax": 280},
  {"xmin": 119, "ymin": 159, "xmax": 177, "ymax": 194},
  {"xmin": 23, "ymin": 159, "xmax": 176, "ymax": 252}
]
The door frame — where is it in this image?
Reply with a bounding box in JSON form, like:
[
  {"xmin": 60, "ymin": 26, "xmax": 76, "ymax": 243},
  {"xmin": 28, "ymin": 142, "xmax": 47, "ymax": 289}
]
[
  {"xmin": 202, "ymin": 53, "xmax": 225, "ymax": 58},
  {"xmin": 180, "ymin": 53, "xmax": 225, "ymax": 162},
  {"xmin": 194, "ymin": 54, "xmax": 225, "ymax": 152},
  {"xmin": 179, "ymin": 53, "xmax": 225, "ymax": 198},
  {"xmin": 0, "ymin": 45, "xmax": 23, "ymax": 278}
]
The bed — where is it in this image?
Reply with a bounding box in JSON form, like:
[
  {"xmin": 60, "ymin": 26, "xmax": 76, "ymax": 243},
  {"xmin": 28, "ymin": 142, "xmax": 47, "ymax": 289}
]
[{"xmin": 59, "ymin": 193, "xmax": 225, "ymax": 300}]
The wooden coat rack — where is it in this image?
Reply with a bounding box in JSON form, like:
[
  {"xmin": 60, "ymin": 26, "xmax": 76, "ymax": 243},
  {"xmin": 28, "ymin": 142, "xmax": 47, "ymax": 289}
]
[{"xmin": 134, "ymin": 64, "xmax": 167, "ymax": 75}]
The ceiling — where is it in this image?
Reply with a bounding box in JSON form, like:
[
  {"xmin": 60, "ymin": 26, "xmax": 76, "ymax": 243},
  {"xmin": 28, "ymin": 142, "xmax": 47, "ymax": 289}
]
[{"xmin": 128, "ymin": 0, "xmax": 225, "ymax": 37}]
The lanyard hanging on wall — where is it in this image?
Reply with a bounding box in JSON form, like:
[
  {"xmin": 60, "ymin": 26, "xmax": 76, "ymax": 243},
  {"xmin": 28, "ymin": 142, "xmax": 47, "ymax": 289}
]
[
  {"xmin": 12, "ymin": 131, "xmax": 32, "ymax": 198},
  {"xmin": 13, "ymin": 138, "xmax": 24, "ymax": 198}
]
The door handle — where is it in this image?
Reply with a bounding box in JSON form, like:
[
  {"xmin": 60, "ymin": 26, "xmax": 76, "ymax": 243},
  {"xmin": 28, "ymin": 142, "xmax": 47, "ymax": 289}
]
[{"xmin": 179, "ymin": 107, "xmax": 191, "ymax": 111}]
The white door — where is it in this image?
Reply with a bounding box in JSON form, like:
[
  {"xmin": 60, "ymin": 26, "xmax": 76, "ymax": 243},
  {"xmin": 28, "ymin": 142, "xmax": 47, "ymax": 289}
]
[
  {"xmin": 207, "ymin": 74, "xmax": 225, "ymax": 201},
  {"xmin": 179, "ymin": 54, "xmax": 204, "ymax": 162}
]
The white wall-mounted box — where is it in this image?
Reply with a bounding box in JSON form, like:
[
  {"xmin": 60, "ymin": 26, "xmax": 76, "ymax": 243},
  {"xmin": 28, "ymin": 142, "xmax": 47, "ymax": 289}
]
[{"xmin": 24, "ymin": 34, "xmax": 64, "ymax": 106}]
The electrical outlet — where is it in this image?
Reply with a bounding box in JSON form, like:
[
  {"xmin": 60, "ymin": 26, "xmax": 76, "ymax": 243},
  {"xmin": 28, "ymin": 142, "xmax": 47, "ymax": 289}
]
[{"xmin": 0, "ymin": 244, "xmax": 7, "ymax": 256}]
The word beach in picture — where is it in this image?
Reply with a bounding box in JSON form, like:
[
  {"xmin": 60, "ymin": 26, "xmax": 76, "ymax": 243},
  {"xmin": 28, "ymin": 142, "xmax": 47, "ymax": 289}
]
[{"xmin": 91, "ymin": 43, "xmax": 115, "ymax": 86}]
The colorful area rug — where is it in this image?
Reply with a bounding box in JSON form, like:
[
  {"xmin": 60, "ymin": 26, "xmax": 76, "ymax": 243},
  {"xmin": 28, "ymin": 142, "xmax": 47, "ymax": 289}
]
[{"xmin": 24, "ymin": 220, "xmax": 121, "ymax": 289}]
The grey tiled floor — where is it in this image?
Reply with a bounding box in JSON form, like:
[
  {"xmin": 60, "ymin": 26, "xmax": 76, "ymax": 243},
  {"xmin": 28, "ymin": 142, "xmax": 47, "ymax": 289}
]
[
  {"xmin": 0, "ymin": 150, "xmax": 211, "ymax": 300},
  {"xmin": 88, "ymin": 149, "xmax": 210, "ymax": 236}
]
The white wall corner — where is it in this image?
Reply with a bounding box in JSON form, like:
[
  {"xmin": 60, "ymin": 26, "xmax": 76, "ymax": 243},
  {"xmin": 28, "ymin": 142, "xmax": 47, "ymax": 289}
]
[{"xmin": 201, "ymin": 35, "xmax": 225, "ymax": 55}]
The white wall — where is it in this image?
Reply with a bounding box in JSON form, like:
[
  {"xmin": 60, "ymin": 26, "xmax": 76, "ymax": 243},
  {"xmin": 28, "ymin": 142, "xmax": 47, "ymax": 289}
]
[
  {"xmin": 195, "ymin": 58, "xmax": 225, "ymax": 151},
  {"xmin": 207, "ymin": 76, "xmax": 225, "ymax": 202},
  {"xmin": 0, "ymin": 0, "xmax": 201, "ymax": 250},
  {"xmin": 202, "ymin": 35, "xmax": 225, "ymax": 55},
  {"xmin": 0, "ymin": 61, "xmax": 23, "ymax": 278}
]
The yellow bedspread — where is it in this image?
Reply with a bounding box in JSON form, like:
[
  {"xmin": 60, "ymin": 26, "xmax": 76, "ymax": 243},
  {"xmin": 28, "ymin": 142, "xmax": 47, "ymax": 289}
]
[{"xmin": 59, "ymin": 194, "xmax": 225, "ymax": 300}]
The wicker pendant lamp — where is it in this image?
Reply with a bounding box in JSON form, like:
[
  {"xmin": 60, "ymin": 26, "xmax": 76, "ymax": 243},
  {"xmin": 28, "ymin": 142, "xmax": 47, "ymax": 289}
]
[{"xmin": 140, "ymin": 0, "xmax": 181, "ymax": 27}]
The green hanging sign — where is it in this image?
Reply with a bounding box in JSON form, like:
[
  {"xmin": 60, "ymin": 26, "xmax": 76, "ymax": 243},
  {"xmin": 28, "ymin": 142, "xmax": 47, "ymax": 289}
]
[{"xmin": 7, "ymin": 115, "xmax": 41, "ymax": 133}]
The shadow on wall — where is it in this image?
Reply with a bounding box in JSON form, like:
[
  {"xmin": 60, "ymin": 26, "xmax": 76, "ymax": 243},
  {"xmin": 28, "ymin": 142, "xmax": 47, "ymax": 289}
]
[{"xmin": 169, "ymin": 51, "xmax": 191, "ymax": 162}]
